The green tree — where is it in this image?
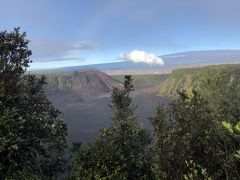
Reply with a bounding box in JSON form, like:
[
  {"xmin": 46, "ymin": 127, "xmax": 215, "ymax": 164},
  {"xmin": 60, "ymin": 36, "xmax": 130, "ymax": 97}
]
[
  {"xmin": 70, "ymin": 75, "xmax": 152, "ymax": 179},
  {"xmin": 199, "ymin": 68, "xmax": 240, "ymax": 122},
  {"xmin": 150, "ymin": 90, "xmax": 240, "ymax": 179},
  {"xmin": 0, "ymin": 28, "xmax": 68, "ymax": 179}
]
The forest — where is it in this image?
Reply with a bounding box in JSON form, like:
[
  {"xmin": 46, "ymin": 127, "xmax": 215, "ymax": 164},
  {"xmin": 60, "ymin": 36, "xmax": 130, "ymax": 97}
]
[{"xmin": 1, "ymin": 29, "xmax": 240, "ymax": 179}]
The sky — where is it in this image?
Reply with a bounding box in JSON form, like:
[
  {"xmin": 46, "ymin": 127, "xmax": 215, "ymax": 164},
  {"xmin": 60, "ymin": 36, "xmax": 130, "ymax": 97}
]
[{"xmin": 1, "ymin": 0, "xmax": 240, "ymax": 69}]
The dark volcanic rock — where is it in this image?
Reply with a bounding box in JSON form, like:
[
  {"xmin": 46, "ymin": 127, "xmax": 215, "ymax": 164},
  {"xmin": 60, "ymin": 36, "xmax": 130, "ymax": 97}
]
[{"xmin": 72, "ymin": 69, "xmax": 122, "ymax": 95}]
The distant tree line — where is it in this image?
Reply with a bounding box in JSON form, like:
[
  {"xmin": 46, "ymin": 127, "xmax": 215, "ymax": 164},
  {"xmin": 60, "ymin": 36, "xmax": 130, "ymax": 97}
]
[{"xmin": 1, "ymin": 28, "xmax": 240, "ymax": 179}]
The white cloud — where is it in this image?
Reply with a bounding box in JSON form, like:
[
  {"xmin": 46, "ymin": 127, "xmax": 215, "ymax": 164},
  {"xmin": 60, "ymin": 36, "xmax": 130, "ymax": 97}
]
[{"xmin": 119, "ymin": 50, "xmax": 164, "ymax": 65}]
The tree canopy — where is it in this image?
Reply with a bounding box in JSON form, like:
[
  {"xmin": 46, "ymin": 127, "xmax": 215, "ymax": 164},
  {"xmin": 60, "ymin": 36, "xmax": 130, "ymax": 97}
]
[
  {"xmin": 150, "ymin": 90, "xmax": 240, "ymax": 179},
  {"xmin": 70, "ymin": 75, "xmax": 152, "ymax": 179},
  {"xmin": 0, "ymin": 28, "xmax": 68, "ymax": 179}
]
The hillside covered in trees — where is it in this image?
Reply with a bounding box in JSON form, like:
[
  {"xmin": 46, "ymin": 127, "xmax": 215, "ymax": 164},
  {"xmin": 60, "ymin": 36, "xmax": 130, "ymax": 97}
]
[{"xmin": 159, "ymin": 64, "xmax": 240, "ymax": 97}]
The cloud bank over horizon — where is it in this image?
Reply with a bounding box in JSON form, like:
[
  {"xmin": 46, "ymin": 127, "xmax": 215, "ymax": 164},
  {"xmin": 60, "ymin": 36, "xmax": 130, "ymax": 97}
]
[
  {"xmin": 30, "ymin": 40, "xmax": 102, "ymax": 62},
  {"xmin": 119, "ymin": 50, "xmax": 165, "ymax": 65}
]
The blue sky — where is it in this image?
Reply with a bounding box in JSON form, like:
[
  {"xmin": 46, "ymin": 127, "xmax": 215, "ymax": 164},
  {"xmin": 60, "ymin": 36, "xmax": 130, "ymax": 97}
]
[{"xmin": 1, "ymin": 0, "xmax": 240, "ymax": 69}]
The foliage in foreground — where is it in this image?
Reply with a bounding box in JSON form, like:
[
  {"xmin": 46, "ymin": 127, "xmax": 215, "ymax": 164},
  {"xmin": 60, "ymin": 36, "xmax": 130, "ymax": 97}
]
[
  {"xmin": 70, "ymin": 76, "xmax": 152, "ymax": 179},
  {"xmin": 0, "ymin": 28, "xmax": 68, "ymax": 179},
  {"xmin": 150, "ymin": 90, "xmax": 240, "ymax": 179}
]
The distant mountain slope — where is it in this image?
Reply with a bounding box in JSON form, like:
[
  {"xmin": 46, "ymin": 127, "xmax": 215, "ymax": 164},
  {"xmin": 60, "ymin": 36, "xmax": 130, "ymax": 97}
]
[
  {"xmin": 162, "ymin": 50, "xmax": 240, "ymax": 66},
  {"xmin": 158, "ymin": 64, "xmax": 240, "ymax": 97},
  {"xmin": 60, "ymin": 61, "xmax": 161, "ymax": 71},
  {"xmin": 56, "ymin": 50, "xmax": 240, "ymax": 72},
  {"xmin": 72, "ymin": 70, "xmax": 121, "ymax": 95}
]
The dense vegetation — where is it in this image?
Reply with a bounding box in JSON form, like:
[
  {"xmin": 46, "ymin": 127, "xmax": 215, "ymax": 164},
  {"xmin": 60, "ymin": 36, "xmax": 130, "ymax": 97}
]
[
  {"xmin": 0, "ymin": 28, "xmax": 68, "ymax": 179},
  {"xmin": 159, "ymin": 64, "xmax": 240, "ymax": 97},
  {"xmin": 150, "ymin": 91, "xmax": 240, "ymax": 179},
  {"xmin": 1, "ymin": 28, "xmax": 240, "ymax": 179}
]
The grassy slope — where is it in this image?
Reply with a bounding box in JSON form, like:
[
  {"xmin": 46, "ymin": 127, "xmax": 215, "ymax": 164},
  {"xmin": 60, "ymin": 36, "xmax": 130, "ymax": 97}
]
[{"xmin": 158, "ymin": 64, "xmax": 240, "ymax": 96}]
